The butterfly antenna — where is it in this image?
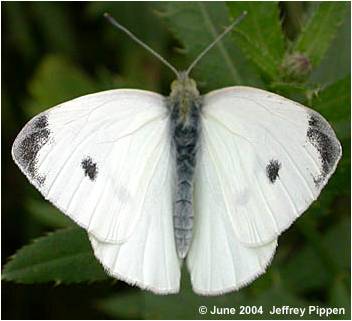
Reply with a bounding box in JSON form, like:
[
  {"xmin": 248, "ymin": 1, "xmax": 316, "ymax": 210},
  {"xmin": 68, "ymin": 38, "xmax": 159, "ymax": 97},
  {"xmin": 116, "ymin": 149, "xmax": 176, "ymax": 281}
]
[
  {"xmin": 185, "ymin": 11, "xmax": 247, "ymax": 77},
  {"xmin": 104, "ymin": 13, "xmax": 180, "ymax": 78}
]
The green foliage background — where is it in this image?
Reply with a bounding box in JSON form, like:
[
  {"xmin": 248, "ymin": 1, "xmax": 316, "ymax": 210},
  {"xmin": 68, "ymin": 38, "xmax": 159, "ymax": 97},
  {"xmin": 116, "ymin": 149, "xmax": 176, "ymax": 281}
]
[{"xmin": 2, "ymin": 2, "xmax": 350, "ymax": 319}]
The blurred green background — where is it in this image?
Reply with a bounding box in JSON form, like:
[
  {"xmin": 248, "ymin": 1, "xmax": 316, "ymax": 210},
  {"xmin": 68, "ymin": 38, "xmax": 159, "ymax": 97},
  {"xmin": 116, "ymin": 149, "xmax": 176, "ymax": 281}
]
[{"xmin": 2, "ymin": 2, "xmax": 350, "ymax": 320}]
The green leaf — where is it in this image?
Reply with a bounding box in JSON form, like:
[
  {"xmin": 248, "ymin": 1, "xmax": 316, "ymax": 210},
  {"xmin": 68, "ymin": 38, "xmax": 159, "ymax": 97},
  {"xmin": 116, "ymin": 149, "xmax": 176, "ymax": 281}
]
[
  {"xmin": 3, "ymin": 2, "xmax": 37, "ymax": 61},
  {"xmin": 329, "ymin": 277, "xmax": 351, "ymax": 319},
  {"xmin": 250, "ymin": 286, "xmax": 318, "ymax": 320},
  {"xmin": 2, "ymin": 228, "xmax": 108, "ymax": 284},
  {"xmin": 324, "ymin": 219, "xmax": 351, "ymax": 272},
  {"xmin": 310, "ymin": 8, "xmax": 350, "ymax": 85},
  {"xmin": 227, "ymin": 2, "xmax": 285, "ymax": 80},
  {"xmin": 26, "ymin": 55, "xmax": 98, "ymax": 116},
  {"xmin": 97, "ymin": 292, "xmax": 143, "ymax": 319},
  {"xmin": 97, "ymin": 268, "xmax": 263, "ymax": 319},
  {"xmin": 88, "ymin": 2, "xmax": 169, "ymax": 93},
  {"xmin": 156, "ymin": 2, "xmax": 262, "ymax": 90},
  {"xmin": 293, "ymin": 2, "xmax": 348, "ymax": 67},
  {"xmin": 27, "ymin": 198, "xmax": 74, "ymax": 228},
  {"xmin": 269, "ymin": 81, "xmax": 315, "ymax": 102},
  {"xmin": 30, "ymin": 3, "xmax": 77, "ymax": 56},
  {"xmin": 281, "ymin": 217, "xmax": 350, "ymax": 293}
]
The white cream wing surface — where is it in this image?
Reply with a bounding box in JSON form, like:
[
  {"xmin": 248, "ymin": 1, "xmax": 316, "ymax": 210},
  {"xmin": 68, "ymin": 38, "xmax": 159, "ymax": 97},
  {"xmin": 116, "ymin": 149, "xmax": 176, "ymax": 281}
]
[
  {"xmin": 198, "ymin": 86, "xmax": 342, "ymax": 247},
  {"xmin": 12, "ymin": 89, "xmax": 172, "ymax": 244},
  {"xmin": 89, "ymin": 132, "xmax": 181, "ymax": 294},
  {"xmin": 187, "ymin": 137, "xmax": 277, "ymax": 295}
]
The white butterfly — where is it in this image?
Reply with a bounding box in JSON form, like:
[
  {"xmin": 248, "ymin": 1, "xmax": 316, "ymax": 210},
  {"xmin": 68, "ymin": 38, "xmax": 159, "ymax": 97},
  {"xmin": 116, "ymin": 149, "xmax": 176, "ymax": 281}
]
[{"xmin": 12, "ymin": 13, "xmax": 342, "ymax": 295}]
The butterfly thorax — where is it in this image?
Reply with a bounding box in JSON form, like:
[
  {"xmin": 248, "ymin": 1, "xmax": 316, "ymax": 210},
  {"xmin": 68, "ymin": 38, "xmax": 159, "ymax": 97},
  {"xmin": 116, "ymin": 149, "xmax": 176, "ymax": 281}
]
[
  {"xmin": 168, "ymin": 73, "xmax": 201, "ymax": 259},
  {"xmin": 169, "ymin": 73, "xmax": 200, "ymax": 123}
]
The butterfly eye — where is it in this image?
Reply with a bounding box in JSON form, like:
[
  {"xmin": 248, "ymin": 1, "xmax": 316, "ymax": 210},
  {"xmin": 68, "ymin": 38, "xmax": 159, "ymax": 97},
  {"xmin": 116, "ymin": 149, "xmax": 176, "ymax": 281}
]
[
  {"xmin": 186, "ymin": 79, "xmax": 199, "ymax": 93},
  {"xmin": 170, "ymin": 80, "xmax": 179, "ymax": 91}
]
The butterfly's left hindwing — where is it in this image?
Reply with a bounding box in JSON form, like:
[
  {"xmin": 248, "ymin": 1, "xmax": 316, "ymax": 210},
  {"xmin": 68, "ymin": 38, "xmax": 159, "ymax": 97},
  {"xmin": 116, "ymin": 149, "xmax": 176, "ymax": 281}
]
[{"xmin": 197, "ymin": 86, "xmax": 342, "ymax": 247}]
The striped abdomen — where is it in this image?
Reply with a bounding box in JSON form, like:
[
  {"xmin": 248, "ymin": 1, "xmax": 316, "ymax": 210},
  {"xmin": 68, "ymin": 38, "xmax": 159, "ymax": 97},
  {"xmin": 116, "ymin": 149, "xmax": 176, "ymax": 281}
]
[{"xmin": 170, "ymin": 98, "xmax": 201, "ymax": 258}]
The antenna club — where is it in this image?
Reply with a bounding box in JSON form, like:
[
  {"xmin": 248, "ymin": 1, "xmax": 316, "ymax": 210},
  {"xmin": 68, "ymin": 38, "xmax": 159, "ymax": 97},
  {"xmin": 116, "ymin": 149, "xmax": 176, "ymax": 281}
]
[
  {"xmin": 231, "ymin": 11, "xmax": 247, "ymax": 26},
  {"xmin": 103, "ymin": 12, "xmax": 112, "ymax": 21}
]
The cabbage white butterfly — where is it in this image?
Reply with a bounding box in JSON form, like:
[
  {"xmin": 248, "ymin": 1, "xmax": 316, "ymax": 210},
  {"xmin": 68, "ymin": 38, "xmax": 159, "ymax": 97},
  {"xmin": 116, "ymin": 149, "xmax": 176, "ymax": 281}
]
[{"xmin": 12, "ymin": 12, "xmax": 342, "ymax": 295}]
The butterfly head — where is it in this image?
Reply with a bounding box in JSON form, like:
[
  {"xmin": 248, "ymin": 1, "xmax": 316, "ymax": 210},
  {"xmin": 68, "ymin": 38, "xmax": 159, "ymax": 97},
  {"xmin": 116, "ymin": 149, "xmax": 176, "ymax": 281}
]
[{"xmin": 170, "ymin": 72, "xmax": 199, "ymax": 99}]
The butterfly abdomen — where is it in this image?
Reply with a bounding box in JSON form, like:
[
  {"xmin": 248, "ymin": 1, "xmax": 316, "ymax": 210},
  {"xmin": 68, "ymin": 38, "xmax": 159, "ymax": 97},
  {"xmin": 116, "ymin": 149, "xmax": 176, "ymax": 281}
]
[{"xmin": 170, "ymin": 95, "xmax": 201, "ymax": 259}]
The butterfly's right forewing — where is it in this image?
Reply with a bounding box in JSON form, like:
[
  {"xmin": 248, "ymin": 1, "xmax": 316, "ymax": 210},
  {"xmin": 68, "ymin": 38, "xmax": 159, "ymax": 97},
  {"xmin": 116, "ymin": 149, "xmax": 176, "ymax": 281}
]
[{"xmin": 89, "ymin": 134, "xmax": 180, "ymax": 293}]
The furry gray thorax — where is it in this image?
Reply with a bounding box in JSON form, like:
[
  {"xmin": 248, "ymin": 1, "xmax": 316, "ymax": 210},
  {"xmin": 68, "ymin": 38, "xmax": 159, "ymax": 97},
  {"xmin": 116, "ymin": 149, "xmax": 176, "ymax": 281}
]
[{"xmin": 168, "ymin": 72, "xmax": 202, "ymax": 259}]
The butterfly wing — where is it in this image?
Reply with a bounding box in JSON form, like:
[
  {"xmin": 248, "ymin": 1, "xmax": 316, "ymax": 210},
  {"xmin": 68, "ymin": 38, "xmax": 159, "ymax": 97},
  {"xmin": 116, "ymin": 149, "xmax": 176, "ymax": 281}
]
[
  {"xmin": 89, "ymin": 137, "xmax": 181, "ymax": 293},
  {"xmin": 187, "ymin": 142, "xmax": 277, "ymax": 295},
  {"xmin": 13, "ymin": 89, "xmax": 181, "ymax": 292},
  {"xmin": 187, "ymin": 86, "xmax": 341, "ymax": 294},
  {"xmin": 198, "ymin": 86, "xmax": 342, "ymax": 247},
  {"xmin": 12, "ymin": 89, "xmax": 171, "ymax": 244}
]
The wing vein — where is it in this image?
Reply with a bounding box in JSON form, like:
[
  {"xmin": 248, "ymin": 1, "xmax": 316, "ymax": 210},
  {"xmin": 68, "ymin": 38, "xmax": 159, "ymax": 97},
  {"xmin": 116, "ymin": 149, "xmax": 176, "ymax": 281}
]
[
  {"xmin": 265, "ymin": 129, "xmax": 315, "ymax": 200},
  {"xmin": 162, "ymin": 148, "xmax": 173, "ymax": 289},
  {"xmin": 201, "ymin": 122, "xmax": 243, "ymax": 248},
  {"xmin": 110, "ymin": 123, "xmax": 168, "ymax": 241},
  {"xmin": 86, "ymin": 141, "xmax": 119, "ymax": 233},
  {"xmin": 230, "ymin": 128, "xmax": 281, "ymax": 237},
  {"xmin": 45, "ymin": 116, "xmax": 121, "ymax": 197}
]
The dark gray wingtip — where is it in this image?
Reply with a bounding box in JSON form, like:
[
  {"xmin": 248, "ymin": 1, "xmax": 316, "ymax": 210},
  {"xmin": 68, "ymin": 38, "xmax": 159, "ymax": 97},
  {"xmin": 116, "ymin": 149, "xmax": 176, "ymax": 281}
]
[
  {"xmin": 306, "ymin": 111, "xmax": 342, "ymax": 188},
  {"xmin": 12, "ymin": 113, "xmax": 51, "ymax": 186}
]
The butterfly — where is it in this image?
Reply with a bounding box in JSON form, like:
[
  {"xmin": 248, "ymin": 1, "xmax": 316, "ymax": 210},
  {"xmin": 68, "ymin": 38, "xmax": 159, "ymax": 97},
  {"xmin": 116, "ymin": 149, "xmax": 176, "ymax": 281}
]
[{"xmin": 12, "ymin": 12, "xmax": 342, "ymax": 295}]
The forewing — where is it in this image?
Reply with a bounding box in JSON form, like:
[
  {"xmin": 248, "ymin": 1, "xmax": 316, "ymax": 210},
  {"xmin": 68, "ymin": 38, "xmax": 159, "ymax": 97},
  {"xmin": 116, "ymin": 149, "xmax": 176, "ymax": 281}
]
[
  {"xmin": 200, "ymin": 86, "xmax": 342, "ymax": 246},
  {"xmin": 187, "ymin": 141, "xmax": 277, "ymax": 295},
  {"xmin": 12, "ymin": 89, "xmax": 170, "ymax": 243},
  {"xmin": 89, "ymin": 138, "xmax": 181, "ymax": 294}
]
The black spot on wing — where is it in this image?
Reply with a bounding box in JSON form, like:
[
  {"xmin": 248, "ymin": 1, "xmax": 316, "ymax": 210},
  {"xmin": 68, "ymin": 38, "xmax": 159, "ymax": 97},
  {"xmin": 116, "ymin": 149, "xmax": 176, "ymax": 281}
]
[
  {"xmin": 266, "ymin": 159, "xmax": 281, "ymax": 183},
  {"xmin": 13, "ymin": 114, "xmax": 50, "ymax": 186},
  {"xmin": 81, "ymin": 157, "xmax": 98, "ymax": 181},
  {"xmin": 306, "ymin": 113, "xmax": 340, "ymax": 187}
]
